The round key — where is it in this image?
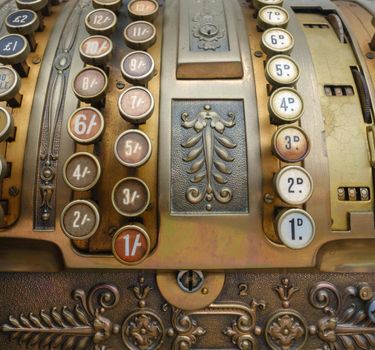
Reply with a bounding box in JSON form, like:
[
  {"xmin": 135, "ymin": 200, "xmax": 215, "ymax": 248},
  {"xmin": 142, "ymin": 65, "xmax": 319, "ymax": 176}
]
[
  {"xmin": 6, "ymin": 10, "xmax": 39, "ymax": 35},
  {"xmin": 67, "ymin": 107, "xmax": 104, "ymax": 144},
  {"xmin": 79, "ymin": 35, "xmax": 113, "ymax": 67},
  {"xmin": 92, "ymin": 0, "xmax": 122, "ymax": 12},
  {"xmin": 118, "ymin": 86, "xmax": 154, "ymax": 124},
  {"xmin": 274, "ymin": 166, "xmax": 313, "ymax": 205},
  {"xmin": 121, "ymin": 51, "xmax": 155, "ymax": 85},
  {"xmin": 269, "ymin": 87, "xmax": 304, "ymax": 124},
  {"xmin": 266, "ymin": 55, "xmax": 300, "ymax": 87},
  {"xmin": 124, "ymin": 21, "xmax": 157, "ymax": 50},
  {"xmin": 72, "ymin": 67, "xmax": 108, "ymax": 104},
  {"xmin": 0, "ymin": 34, "xmax": 30, "ymax": 65},
  {"xmin": 0, "ymin": 107, "xmax": 14, "ymax": 142},
  {"xmin": 112, "ymin": 177, "xmax": 150, "ymax": 216},
  {"xmin": 367, "ymin": 300, "xmax": 375, "ymax": 324},
  {"xmin": 272, "ymin": 126, "xmax": 310, "ymax": 162},
  {"xmin": 0, "ymin": 66, "xmax": 21, "ymax": 102},
  {"xmin": 128, "ymin": 0, "xmax": 159, "ymax": 22},
  {"xmin": 261, "ymin": 28, "xmax": 294, "ymax": 56},
  {"xmin": 0, "ymin": 155, "xmax": 8, "ymax": 180},
  {"xmin": 85, "ymin": 9, "xmax": 117, "ymax": 36},
  {"xmin": 63, "ymin": 152, "xmax": 101, "ymax": 191},
  {"xmin": 114, "ymin": 130, "xmax": 152, "ymax": 167},
  {"xmin": 112, "ymin": 224, "xmax": 151, "ymax": 265},
  {"xmin": 253, "ymin": 0, "xmax": 283, "ymax": 9},
  {"xmin": 275, "ymin": 208, "xmax": 315, "ymax": 249},
  {"xmin": 61, "ymin": 200, "xmax": 100, "ymax": 240},
  {"xmin": 258, "ymin": 6, "xmax": 289, "ymax": 30},
  {"xmin": 16, "ymin": 0, "xmax": 48, "ymax": 12}
]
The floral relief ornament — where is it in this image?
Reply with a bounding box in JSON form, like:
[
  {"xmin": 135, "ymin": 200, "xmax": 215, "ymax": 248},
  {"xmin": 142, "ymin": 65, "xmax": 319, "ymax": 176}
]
[
  {"xmin": 268, "ymin": 314, "xmax": 305, "ymax": 350},
  {"xmin": 122, "ymin": 277, "xmax": 165, "ymax": 350}
]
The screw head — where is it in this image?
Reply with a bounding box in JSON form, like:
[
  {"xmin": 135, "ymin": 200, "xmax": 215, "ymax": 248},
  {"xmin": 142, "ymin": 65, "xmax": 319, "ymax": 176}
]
[
  {"xmin": 116, "ymin": 81, "xmax": 125, "ymax": 89},
  {"xmin": 264, "ymin": 193, "xmax": 274, "ymax": 204},
  {"xmin": 32, "ymin": 57, "xmax": 41, "ymax": 64},
  {"xmin": 8, "ymin": 186, "xmax": 19, "ymax": 197}
]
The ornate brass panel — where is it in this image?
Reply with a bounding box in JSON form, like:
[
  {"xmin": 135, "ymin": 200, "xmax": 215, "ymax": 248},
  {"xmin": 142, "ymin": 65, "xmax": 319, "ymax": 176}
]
[
  {"xmin": 2, "ymin": 272, "xmax": 375, "ymax": 349},
  {"xmin": 0, "ymin": 0, "xmax": 373, "ymax": 271},
  {"xmin": 171, "ymin": 100, "xmax": 248, "ymax": 214}
]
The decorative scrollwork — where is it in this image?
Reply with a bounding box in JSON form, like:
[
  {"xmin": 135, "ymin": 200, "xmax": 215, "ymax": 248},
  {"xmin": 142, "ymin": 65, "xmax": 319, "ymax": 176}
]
[
  {"xmin": 0, "ymin": 284, "xmax": 120, "ymax": 350},
  {"xmin": 35, "ymin": 0, "xmax": 90, "ymax": 229},
  {"xmin": 163, "ymin": 300, "xmax": 264, "ymax": 350},
  {"xmin": 223, "ymin": 300, "xmax": 264, "ymax": 350},
  {"xmin": 309, "ymin": 282, "xmax": 342, "ymax": 315},
  {"xmin": 310, "ymin": 282, "xmax": 375, "ymax": 349},
  {"xmin": 162, "ymin": 305, "xmax": 206, "ymax": 350},
  {"xmin": 181, "ymin": 104, "xmax": 236, "ymax": 211},
  {"xmin": 170, "ymin": 307, "xmax": 206, "ymax": 350}
]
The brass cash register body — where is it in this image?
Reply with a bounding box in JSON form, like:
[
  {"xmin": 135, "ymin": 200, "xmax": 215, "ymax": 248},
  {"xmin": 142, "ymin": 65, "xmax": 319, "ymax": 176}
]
[{"xmin": 1, "ymin": 0, "xmax": 375, "ymax": 349}]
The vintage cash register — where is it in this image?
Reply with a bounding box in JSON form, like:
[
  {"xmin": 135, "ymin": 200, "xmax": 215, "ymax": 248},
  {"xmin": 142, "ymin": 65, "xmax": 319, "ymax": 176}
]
[{"xmin": 0, "ymin": 0, "xmax": 375, "ymax": 348}]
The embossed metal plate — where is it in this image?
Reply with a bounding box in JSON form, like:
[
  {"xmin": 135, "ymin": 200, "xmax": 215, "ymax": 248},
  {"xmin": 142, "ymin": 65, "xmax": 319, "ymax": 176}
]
[
  {"xmin": 177, "ymin": 0, "xmax": 243, "ymax": 79},
  {"xmin": 171, "ymin": 100, "xmax": 248, "ymax": 214}
]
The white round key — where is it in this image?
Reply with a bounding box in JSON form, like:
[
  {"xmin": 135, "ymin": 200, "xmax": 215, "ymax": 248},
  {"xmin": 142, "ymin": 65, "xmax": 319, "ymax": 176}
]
[
  {"xmin": 269, "ymin": 87, "xmax": 304, "ymax": 124},
  {"xmin": 274, "ymin": 166, "xmax": 313, "ymax": 205},
  {"xmin": 258, "ymin": 6, "xmax": 289, "ymax": 30},
  {"xmin": 275, "ymin": 208, "xmax": 315, "ymax": 249},
  {"xmin": 261, "ymin": 28, "xmax": 294, "ymax": 56},
  {"xmin": 266, "ymin": 55, "xmax": 300, "ymax": 86},
  {"xmin": 253, "ymin": 0, "xmax": 283, "ymax": 10}
]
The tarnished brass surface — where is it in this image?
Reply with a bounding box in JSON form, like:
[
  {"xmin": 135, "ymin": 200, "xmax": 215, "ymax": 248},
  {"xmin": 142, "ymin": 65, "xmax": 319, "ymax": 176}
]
[
  {"xmin": 156, "ymin": 271, "xmax": 225, "ymax": 311},
  {"xmin": 3, "ymin": 271, "xmax": 375, "ymax": 349},
  {"xmin": 298, "ymin": 12, "xmax": 373, "ymax": 231},
  {"xmin": 0, "ymin": 0, "xmax": 374, "ymax": 272},
  {"xmin": 1, "ymin": 0, "xmax": 375, "ymax": 348},
  {"xmin": 0, "ymin": 4, "xmax": 64, "ymax": 227}
]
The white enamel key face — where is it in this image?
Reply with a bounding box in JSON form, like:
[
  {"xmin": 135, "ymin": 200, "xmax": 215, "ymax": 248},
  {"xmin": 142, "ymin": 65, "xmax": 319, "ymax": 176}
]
[
  {"xmin": 266, "ymin": 55, "xmax": 300, "ymax": 86},
  {"xmin": 276, "ymin": 209, "xmax": 316, "ymax": 249},
  {"xmin": 275, "ymin": 166, "xmax": 313, "ymax": 205}
]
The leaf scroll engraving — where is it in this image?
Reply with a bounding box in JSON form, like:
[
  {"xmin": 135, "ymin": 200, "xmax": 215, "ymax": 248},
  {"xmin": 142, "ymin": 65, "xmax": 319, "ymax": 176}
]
[
  {"xmin": 181, "ymin": 104, "xmax": 237, "ymax": 211},
  {"xmin": 0, "ymin": 284, "xmax": 120, "ymax": 350},
  {"xmin": 310, "ymin": 282, "xmax": 375, "ymax": 350}
]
